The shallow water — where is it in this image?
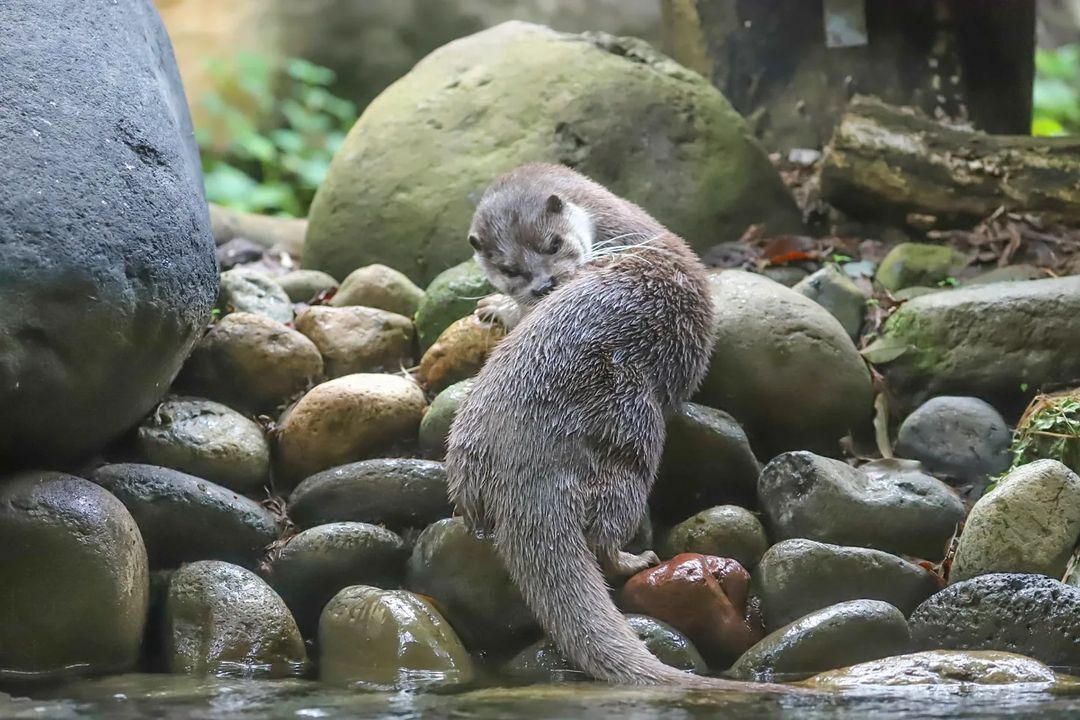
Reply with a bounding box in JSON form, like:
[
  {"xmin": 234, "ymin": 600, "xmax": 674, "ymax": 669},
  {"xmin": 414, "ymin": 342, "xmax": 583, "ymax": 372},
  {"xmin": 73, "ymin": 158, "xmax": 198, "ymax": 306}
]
[{"xmin": 5, "ymin": 674, "xmax": 1080, "ymax": 720}]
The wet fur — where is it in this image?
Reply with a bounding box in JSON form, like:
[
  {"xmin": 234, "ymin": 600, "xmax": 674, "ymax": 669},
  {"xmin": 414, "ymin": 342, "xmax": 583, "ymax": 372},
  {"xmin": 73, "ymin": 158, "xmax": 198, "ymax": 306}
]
[{"xmin": 447, "ymin": 164, "xmax": 793, "ymax": 692}]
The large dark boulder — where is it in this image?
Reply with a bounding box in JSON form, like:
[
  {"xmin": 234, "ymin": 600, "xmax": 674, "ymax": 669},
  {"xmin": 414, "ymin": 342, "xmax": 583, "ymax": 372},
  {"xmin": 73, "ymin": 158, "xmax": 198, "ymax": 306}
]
[{"xmin": 0, "ymin": 0, "xmax": 217, "ymax": 467}]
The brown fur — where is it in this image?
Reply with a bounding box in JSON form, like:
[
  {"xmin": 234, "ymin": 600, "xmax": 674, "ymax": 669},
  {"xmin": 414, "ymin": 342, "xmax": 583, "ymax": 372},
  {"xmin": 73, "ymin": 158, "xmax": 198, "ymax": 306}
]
[{"xmin": 446, "ymin": 165, "xmax": 795, "ymax": 692}]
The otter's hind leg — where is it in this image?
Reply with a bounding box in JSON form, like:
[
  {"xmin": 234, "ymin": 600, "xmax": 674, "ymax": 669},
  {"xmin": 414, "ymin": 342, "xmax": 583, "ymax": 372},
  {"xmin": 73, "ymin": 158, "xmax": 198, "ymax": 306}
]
[{"xmin": 585, "ymin": 461, "xmax": 659, "ymax": 581}]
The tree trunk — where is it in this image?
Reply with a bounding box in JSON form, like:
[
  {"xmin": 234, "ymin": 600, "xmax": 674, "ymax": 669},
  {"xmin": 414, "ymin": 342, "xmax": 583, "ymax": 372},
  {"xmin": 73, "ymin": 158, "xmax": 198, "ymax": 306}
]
[
  {"xmin": 820, "ymin": 96, "xmax": 1080, "ymax": 225},
  {"xmin": 661, "ymin": 0, "xmax": 1036, "ymax": 151}
]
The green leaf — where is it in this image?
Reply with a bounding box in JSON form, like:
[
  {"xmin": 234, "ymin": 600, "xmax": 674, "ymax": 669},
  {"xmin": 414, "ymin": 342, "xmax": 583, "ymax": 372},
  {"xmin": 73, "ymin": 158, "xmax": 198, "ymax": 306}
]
[{"xmin": 860, "ymin": 336, "xmax": 911, "ymax": 364}]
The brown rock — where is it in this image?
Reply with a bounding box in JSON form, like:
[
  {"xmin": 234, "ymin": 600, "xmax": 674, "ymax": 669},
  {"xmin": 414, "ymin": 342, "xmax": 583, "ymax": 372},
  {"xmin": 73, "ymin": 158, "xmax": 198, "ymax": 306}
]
[
  {"xmin": 416, "ymin": 315, "xmax": 505, "ymax": 393},
  {"xmin": 330, "ymin": 264, "xmax": 426, "ymax": 318},
  {"xmin": 620, "ymin": 553, "xmax": 763, "ymax": 668},
  {"xmin": 177, "ymin": 312, "xmax": 323, "ymax": 411},
  {"xmin": 295, "ymin": 306, "xmax": 415, "ymax": 378},
  {"xmin": 275, "ymin": 374, "xmax": 427, "ymax": 490}
]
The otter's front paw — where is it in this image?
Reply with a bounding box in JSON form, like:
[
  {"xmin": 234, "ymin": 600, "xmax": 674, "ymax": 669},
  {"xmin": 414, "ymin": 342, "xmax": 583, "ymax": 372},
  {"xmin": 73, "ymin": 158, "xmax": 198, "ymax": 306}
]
[
  {"xmin": 603, "ymin": 550, "xmax": 660, "ymax": 580},
  {"xmin": 475, "ymin": 293, "xmax": 522, "ymax": 329}
]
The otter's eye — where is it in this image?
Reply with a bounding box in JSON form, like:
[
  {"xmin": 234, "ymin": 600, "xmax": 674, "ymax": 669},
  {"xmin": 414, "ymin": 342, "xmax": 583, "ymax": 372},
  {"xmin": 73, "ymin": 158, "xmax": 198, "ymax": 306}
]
[
  {"xmin": 545, "ymin": 235, "xmax": 563, "ymax": 254},
  {"xmin": 502, "ymin": 266, "xmax": 523, "ymax": 279}
]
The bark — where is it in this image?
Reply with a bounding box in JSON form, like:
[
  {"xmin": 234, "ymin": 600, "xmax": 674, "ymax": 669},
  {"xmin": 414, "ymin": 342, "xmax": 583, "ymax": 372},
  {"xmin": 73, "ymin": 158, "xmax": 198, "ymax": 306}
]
[{"xmin": 820, "ymin": 96, "xmax": 1080, "ymax": 225}]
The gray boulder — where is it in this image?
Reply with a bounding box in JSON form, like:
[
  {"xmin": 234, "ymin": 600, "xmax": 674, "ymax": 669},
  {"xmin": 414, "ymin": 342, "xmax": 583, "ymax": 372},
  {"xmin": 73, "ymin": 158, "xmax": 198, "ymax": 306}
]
[
  {"xmin": 758, "ymin": 452, "xmax": 965, "ymax": 560},
  {"xmin": 910, "ymin": 573, "xmax": 1080, "ymax": 668},
  {"xmin": 303, "ymin": 22, "xmax": 799, "ymax": 285},
  {"xmin": 864, "ymin": 276, "xmax": 1080, "ymax": 409},
  {"xmin": 697, "ymin": 271, "xmax": 873, "ymax": 458},
  {"xmin": 0, "ymin": 0, "xmax": 217, "ymax": 466},
  {"xmin": 895, "ymin": 396, "xmax": 1011, "ymax": 481}
]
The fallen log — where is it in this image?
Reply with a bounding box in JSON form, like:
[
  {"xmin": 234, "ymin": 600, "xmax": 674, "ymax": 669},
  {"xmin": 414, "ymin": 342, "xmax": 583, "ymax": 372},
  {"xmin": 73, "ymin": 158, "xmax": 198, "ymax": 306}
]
[
  {"xmin": 820, "ymin": 96, "xmax": 1080, "ymax": 226},
  {"xmin": 208, "ymin": 203, "xmax": 307, "ymax": 257}
]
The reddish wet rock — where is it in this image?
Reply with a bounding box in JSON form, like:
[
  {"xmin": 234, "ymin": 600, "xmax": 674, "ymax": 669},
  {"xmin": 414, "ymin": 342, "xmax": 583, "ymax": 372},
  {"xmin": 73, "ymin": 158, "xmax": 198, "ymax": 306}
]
[{"xmin": 619, "ymin": 553, "xmax": 763, "ymax": 668}]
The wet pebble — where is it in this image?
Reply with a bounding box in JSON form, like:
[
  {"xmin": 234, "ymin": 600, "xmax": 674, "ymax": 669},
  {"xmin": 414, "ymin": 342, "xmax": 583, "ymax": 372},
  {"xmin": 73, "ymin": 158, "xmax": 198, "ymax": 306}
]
[
  {"xmin": 90, "ymin": 463, "xmax": 279, "ymax": 570},
  {"xmin": 177, "ymin": 312, "xmax": 323, "ymax": 412},
  {"xmin": 287, "ymin": 458, "xmax": 451, "ymax": 532},
  {"xmin": 792, "ymin": 264, "xmax": 866, "ymax": 339},
  {"xmin": 319, "ymin": 586, "xmax": 473, "ymax": 688},
  {"xmin": 276, "ymin": 269, "xmax": 339, "ymax": 303},
  {"xmin": 275, "ymin": 374, "xmax": 426, "ymax": 490},
  {"xmin": 217, "ymin": 268, "xmax": 293, "ymax": 324},
  {"xmin": 137, "ymin": 396, "xmax": 271, "ymax": 495},
  {"xmin": 418, "ymin": 379, "xmax": 473, "ymax": 458},
  {"xmin": 758, "ymin": 452, "xmax": 965, "ymax": 560},
  {"xmin": 950, "ymin": 460, "xmax": 1080, "ymax": 582},
  {"xmin": 658, "ymin": 506, "xmax": 768, "ymax": 570},
  {"xmin": 261, "ymin": 522, "xmax": 408, "ymax": 637},
  {"xmin": 331, "ymin": 264, "xmax": 426, "ymax": 318},
  {"xmin": 620, "ymin": 553, "xmax": 762, "ymax": 668},
  {"xmin": 0, "ymin": 472, "xmax": 148, "ymax": 680},
  {"xmin": 895, "ymin": 396, "xmax": 1011, "ymax": 481},
  {"xmin": 728, "ymin": 600, "xmax": 911, "ymax": 681},
  {"xmin": 802, "ymin": 649, "xmax": 1059, "ymax": 688},
  {"xmin": 417, "ymin": 315, "xmax": 505, "ymax": 393},
  {"xmin": 295, "ymin": 305, "xmax": 415, "ymax": 377},
  {"xmin": 753, "ymin": 539, "xmax": 941, "ymax": 630},
  {"xmin": 164, "ymin": 560, "xmax": 307, "ymax": 677}
]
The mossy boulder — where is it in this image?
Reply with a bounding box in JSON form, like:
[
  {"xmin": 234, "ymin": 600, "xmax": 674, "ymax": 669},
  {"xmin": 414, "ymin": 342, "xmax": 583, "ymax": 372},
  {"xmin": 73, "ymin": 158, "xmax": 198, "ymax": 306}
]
[
  {"xmin": 414, "ymin": 260, "xmax": 494, "ymax": 352},
  {"xmin": 319, "ymin": 586, "xmax": 473, "ymax": 688},
  {"xmin": 303, "ymin": 21, "xmax": 800, "ymax": 286},
  {"xmin": 863, "ymin": 276, "xmax": 1080, "ymax": 410},
  {"xmin": 0, "ymin": 472, "xmax": 148, "ymax": 680},
  {"xmin": 697, "ymin": 271, "xmax": 873, "ymax": 458},
  {"xmin": 875, "ymin": 243, "xmax": 967, "ymax": 292}
]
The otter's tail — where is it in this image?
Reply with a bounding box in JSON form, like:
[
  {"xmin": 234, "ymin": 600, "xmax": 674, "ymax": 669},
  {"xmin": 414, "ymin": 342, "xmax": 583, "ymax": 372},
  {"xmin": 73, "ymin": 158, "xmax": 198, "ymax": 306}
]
[{"xmin": 492, "ymin": 501, "xmax": 793, "ymax": 692}]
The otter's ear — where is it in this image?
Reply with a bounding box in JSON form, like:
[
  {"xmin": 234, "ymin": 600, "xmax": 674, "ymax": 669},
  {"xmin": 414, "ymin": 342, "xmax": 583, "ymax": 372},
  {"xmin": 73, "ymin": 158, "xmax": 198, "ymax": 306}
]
[
  {"xmin": 468, "ymin": 233, "xmax": 484, "ymax": 252},
  {"xmin": 545, "ymin": 194, "xmax": 564, "ymax": 214}
]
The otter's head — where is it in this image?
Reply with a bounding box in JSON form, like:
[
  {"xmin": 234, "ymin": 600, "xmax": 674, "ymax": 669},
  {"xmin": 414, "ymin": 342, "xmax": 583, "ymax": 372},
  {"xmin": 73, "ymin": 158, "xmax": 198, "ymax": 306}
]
[{"xmin": 468, "ymin": 190, "xmax": 594, "ymax": 308}]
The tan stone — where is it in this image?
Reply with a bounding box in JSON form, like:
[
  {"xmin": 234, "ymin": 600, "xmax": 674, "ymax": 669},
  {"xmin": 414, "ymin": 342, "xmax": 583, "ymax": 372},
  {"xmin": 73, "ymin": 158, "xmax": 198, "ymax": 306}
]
[
  {"xmin": 295, "ymin": 306, "xmax": 415, "ymax": 378},
  {"xmin": 331, "ymin": 264, "xmax": 425, "ymax": 318},
  {"xmin": 275, "ymin": 374, "xmax": 426, "ymax": 488},
  {"xmin": 417, "ymin": 316, "xmax": 504, "ymax": 394}
]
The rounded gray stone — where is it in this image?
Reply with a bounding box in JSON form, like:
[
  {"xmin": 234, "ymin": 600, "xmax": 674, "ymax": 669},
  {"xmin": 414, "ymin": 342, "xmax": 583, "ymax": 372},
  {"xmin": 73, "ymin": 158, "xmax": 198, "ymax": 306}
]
[
  {"xmin": 90, "ymin": 463, "xmax": 279, "ymax": 570},
  {"xmin": 697, "ymin": 271, "xmax": 873, "ymax": 458},
  {"xmin": 217, "ymin": 268, "xmax": 293, "ymax": 324},
  {"xmin": 288, "ymin": 458, "xmax": 452, "ymax": 532},
  {"xmin": 758, "ymin": 452, "xmax": 965, "ymax": 560},
  {"xmin": 895, "ymin": 396, "xmax": 1011, "ymax": 480},
  {"xmin": 418, "ymin": 380, "xmax": 473, "ymax": 459},
  {"xmin": 792, "ymin": 264, "xmax": 866, "ymax": 339},
  {"xmin": 753, "ymin": 539, "xmax": 941, "ymax": 630},
  {"xmin": 275, "ymin": 269, "xmax": 339, "ymax": 303},
  {"xmin": 910, "ymin": 573, "xmax": 1080, "ymax": 668},
  {"xmin": 0, "ymin": 0, "xmax": 217, "ymax": 466}
]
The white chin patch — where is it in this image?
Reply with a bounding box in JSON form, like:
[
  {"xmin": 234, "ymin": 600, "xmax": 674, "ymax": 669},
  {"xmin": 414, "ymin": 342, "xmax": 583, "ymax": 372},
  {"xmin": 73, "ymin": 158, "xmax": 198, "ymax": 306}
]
[{"xmin": 565, "ymin": 201, "xmax": 595, "ymax": 258}]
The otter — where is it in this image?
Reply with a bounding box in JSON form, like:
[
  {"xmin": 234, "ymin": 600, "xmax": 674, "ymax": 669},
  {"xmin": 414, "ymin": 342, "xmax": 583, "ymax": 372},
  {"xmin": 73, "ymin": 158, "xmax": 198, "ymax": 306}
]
[{"xmin": 445, "ymin": 164, "xmax": 790, "ymax": 692}]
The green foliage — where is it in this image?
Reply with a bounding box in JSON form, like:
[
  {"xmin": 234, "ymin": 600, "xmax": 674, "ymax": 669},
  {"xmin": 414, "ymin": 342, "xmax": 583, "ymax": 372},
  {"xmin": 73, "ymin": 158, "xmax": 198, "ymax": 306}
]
[
  {"xmin": 1033, "ymin": 44, "xmax": 1079, "ymax": 137},
  {"xmin": 1009, "ymin": 394, "xmax": 1080, "ymax": 473},
  {"xmin": 197, "ymin": 53, "xmax": 357, "ymax": 217}
]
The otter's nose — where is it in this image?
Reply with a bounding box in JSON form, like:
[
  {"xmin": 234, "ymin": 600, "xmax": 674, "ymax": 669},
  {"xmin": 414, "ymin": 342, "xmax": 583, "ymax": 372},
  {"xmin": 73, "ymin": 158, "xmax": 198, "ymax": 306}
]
[{"xmin": 532, "ymin": 277, "xmax": 557, "ymax": 298}]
